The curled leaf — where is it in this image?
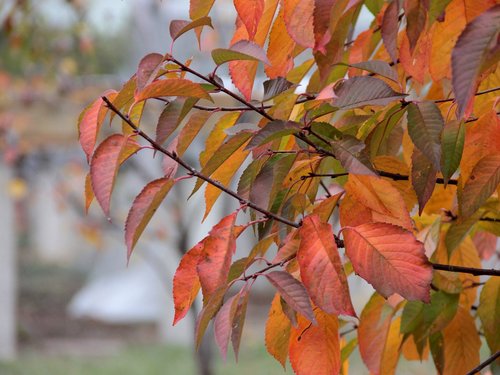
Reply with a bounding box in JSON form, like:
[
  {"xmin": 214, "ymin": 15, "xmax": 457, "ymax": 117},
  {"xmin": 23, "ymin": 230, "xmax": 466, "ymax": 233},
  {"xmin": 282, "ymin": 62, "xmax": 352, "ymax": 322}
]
[{"xmin": 212, "ymin": 40, "xmax": 270, "ymax": 66}]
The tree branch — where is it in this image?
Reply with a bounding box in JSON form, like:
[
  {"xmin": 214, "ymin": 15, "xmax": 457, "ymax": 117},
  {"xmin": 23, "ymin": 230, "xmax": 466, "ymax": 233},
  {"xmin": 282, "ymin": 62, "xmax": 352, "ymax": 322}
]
[
  {"xmin": 305, "ymin": 171, "xmax": 458, "ymax": 185},
  {"xmin": 432, "ymin": 263, "xmax": 500, "ymax": 277},
  {"xmin": 465, "ymin": 350, "xmax": 500, "ymax": 375}
]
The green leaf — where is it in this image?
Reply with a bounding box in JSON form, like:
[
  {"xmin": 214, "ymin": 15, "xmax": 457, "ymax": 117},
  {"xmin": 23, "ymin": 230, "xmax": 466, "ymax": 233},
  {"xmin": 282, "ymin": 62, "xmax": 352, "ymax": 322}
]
[
  {"xmin": 332, "ymin": 76, "xmax": 407, "ymax": 110},
  {"xmin": 331, "ymin": 135, "xmax": 377, "ymax": 176},
  {"xmin": 478, "ymin": 277, "xmax": 500, "ymax": 352},
  {"xmin": 212, "ymin": 40, "xmax": 270, "ymax": 66},
  {"xmin": 170, "ymin": 16, "xmax": 213, "ymax": 42},
  {"xmin": 451, "ymin": 5, "xmax": 500, "ymax": 118},
  {"xmin": 441, "ymin": 120, "xmax": 465, "ymax": 185},
  {"xmin": 407, "ymin": 101, "xmax": 444, "ymax": 171},
  {"xmin": 262, "ymin": 77, "xmax": 296, "ymax": 101},
  {"xmin": 460, "ymin": 155, "xmax": 500, "ymax": 218},
  {"xmin": 445, "ymin": 211, "xmax": 482, "ymax": 255}
]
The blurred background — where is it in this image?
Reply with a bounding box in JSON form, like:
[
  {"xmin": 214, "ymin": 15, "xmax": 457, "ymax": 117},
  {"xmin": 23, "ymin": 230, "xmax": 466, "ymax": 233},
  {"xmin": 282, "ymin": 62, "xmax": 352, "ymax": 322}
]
[{"xmin": 0, "ymin": 1, "xmax": 439, "ymax": 374}]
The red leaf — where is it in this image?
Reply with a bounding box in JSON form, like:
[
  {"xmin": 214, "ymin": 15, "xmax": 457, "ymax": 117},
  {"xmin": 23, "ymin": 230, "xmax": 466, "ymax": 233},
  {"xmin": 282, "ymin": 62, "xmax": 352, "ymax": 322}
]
[
  {"xmin": 90, "ymin": 134, "xmax": 141, "ymax": 217},
  {"xmin": 452, "ymin": 5, "xmax": 500, "ymax": 118},
  {"xmin": 411, "ymin": 148, "xmax": 436, "ymax": 215},
  {"xmin": 214, "ymin": 292, "xmax": 240, "ymax": 360},
  {"xmin": 125, "ymin": 178, "xmax": 174, "ymax": 260},
  {"xmin": 78, "ymin": 90, "xmax": 117, "ymax": 163},
  {"xmin": 136, "ymin": 53, "xmax": 163, "ymax": 92},
  {"xmin": 173, "ymin": 241, "xmax": 203, "ymax": 325},
  {"xmin": 265, "ymin": 271, "xmax": 316, "ymax": 324},
  {"xmin": 134, "ymin": 78, "xmax": 212, "ymax": 102},
  {"xmin": 169, "ymin": 16, "xmax": 213, "ymax": 42},
  {"xmin": 197, "ymin": 212, "xmax": 237, "ymax": 299},
  {"xmin": 289, "ymin": 310, "xmax": 340, "ymax": 375},
  {"xmin": 404, "ymin": 0, "xmax": 427, "ymax": 52},
  {"xmin": 298, "ymin": 215, "xmax": 356, "ymax": 316},
  {"xmin": 155, "ymin": 98, "xmax": 195, "ymax": 145},
  {"xmin": 342, "ymin": 223, "xmax": 432, "ymax": 302},
  {"xmin": 231, "ymin": 283, "xmax": 250, "ymax": 360},
  {"xmin": 234, "ymin": 0, "xmax": 264, "ymax": 39}
]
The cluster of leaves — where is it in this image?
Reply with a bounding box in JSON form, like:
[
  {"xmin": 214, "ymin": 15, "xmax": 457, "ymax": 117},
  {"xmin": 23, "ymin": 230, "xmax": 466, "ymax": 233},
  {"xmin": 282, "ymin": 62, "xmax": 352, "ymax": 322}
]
[{"xmin": 78, "ymin": 0, "xmax": 500, "ymax": 374}]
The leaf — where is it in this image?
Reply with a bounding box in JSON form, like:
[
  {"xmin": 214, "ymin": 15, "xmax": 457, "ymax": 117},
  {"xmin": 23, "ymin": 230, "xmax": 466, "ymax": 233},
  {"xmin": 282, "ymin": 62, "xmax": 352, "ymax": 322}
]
[
  {"xmin": 441, "ymin": 120, "xmax": 465, "ymax": 185},
  {"xmin": 283, "ymin": 0, "xmax": 315, "ymax": 48},
  {"xmin": 343, "ymin": 174, "xmax": 414, "ymax": 230},
  {"xmin": 172, "ymin": 241, "xmax": 203, "ymax": 325},
  {"xmin": 234, "ymin": 0, "xmax": 264, "ymax": 39},
  {"xmin": 312, "ymin": 193, "xmax": 343, "ymax": 223},
  {"xmin": 197, "ymin": 212, "xmax": 237, "ymax": 299},
  {"xmin": 442, "ymin": 307, "xmax": 481, "ymax": 375},
  {"xmin": 265, "ymin": 10, "xmax": 296, "ymax": 79},
  {"xmin": 379, "ymin": 317, "xmax": 403, "ymax": 375},
  {"xmin": 176, "ymin": 111, "xmax": 212, "ymax": 156},
  {"xmin": 246, "ymin": 120, "xmax": 301, "ymax": 149},
  {"xmin": 214, "ymin": 292, "xmax": 240, "ymax": 360},
  {"xmin": 78, "ymin": 91, "xmax": 116, "ymax": 163},
  {"xmin": 192, "ymin": 131, "xmax": 252, "ymax": 196},
  {"xmin": 332, "ymin": 76, "xmax": 407, "ymax": 110},
  {"xmin": 346, "ymin": 60, "xmax": 399, "ymax": 82},
  {"xmin": 381, "ymin": 0, "xmax": 400, "ymax": 63},
  {"xmin": 134, "ymin": 78, "xmax": 212, "ymax": 102},
  {"xmin": 297, "ymin": 215, "xmax": 356, "ymax": 316},
  {"xmin": 452, "ymin": 5, "xmax": 500, "ymax": 118},
  {"xmin": 195, "ymin": 285, "xmax": 227, "ymax": 348},
  {"xmin": 265, "ymin": 292, "xmax": 292, "ymax": 368},
  {"xmin": 231, "ymin": 284, "xmax": 250, "ymax": 360},
  {"xmin": 136, "ymin": 53, "xmax": 163, "ymax": 92},
  {"xmin": 411, "ymin": 148, "xmax": 436, "ymax": 215},
  {"xmin": 90, "ymin": 135, "xmax": 141, "ymax": 217},
  {"xmin": 404, "ymin": 0, "xmax": 427, "ymax": 52},
  {"xmin": 445, "ymin": 211, "xmax": 482, "ymax": 255},
  {"xmin": 84, "ymin": 173, "xmax": 94, "ymax": 214},
  {"xmin": 478, "ymin": 277, "xmax": 500, "ymax": 352},
  {"xmin": 212, "ymin": 40, "xmax": 270, "ymax": 66},
  {"xmin": 331, "ymin": 135, "xmax": 377, "ymax": 176},
  {"xmin": 262, "ymin": 77, "xmax": 295, "ymax": 101},
  {"xmin": 460, "ymin": 155, "xmax": 500, "ymax": 218},
  {"xmin": 406, "ymin": 101, "xmax": 444, "ymax": 170},
  {"xmin": 342, "ymin": 223, "xmax": 432, "ymax": 302},
  {"xmin": 358, "ymin": 293, "xmax": 395, "ymax": 374},
  {"xmin": 169, "ymin": 16, "xmax": 213, "ymax": 42},
  {"xmin": 265, "ymin": 271, "xmax": 316, "ymax": 324},
  {"xmin": 288, "ymin": 311, "xmax": 340, "ymax": 375},
  {"xmin": 200, "ymin": 112, "xmax": 240, "ymax": 167},
  {"xmin": 125, "ymin": 178, "xmax": 174, "ymax": 260}
]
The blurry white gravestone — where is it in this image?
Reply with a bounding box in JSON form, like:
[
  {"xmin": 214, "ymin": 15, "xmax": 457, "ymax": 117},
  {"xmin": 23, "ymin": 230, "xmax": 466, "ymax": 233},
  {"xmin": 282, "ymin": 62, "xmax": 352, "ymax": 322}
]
[{"xmin": 0, "ymin": 163, "xmax": 17, "ymax": 360}]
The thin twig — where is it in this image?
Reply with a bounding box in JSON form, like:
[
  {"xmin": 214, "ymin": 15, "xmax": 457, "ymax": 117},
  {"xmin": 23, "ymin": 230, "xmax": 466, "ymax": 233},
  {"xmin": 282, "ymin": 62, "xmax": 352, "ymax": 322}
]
[
  {"xmin": 434, "ymin": 87, "xmax": 500, "ymax": 103},
  {"xmin": 465, "ymin": 350, "xmax": 500, "ymax": 375},
  {"xmin": 304, "ymin": 171, "xmax": 459, "ymax": 185}
]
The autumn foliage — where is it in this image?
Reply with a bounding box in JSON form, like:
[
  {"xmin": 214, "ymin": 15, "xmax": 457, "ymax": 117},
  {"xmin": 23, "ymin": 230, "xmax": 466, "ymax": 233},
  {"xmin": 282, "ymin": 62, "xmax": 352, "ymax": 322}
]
[{"xmin": 78, "ymin": 1, "xmax": 500, "ymax": 374}]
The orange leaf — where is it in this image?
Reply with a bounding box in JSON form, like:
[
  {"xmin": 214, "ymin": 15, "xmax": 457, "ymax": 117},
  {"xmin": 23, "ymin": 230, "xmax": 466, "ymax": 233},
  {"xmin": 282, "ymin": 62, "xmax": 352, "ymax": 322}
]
[
  {"xmin": 298, "ymin": 215, "xmax": 356, "ymax": 316},
  {"xmin": 289, "ymin": 310, "xmax": 340, "ymax": 375},
  {"xmin": 358, "ymin": 293, "xmax": 396, "ymax": 374},
  {"xmin": 125, "ymin": 178, "xmax": 174, "ymax": 260},
  {"xmin": 265, "ymin": 10, "xmax": 295, "ymax": 79},
  {"xmin": 84, "ymin": 173, "xmax": 94, "ymax": 214},
  {"xmin": 90, "ymin": 134, "xmax": 141, "ymax": 217},
  {"xmin": 442, "ymin": 307, "xmax": 481, "ymax": 375},
  {"xmin": 173, "ymin": 241, "xmax": 203, "ymax": 325},
  {"xmin": 197, "ymin": 212, "xmax": 237, "ymax": 299},
  {"xmin": 379, "ymin": 317, "xmax": 403, "ymax": 375},
  {"xmin": 342, "ymin": 223, "xmax": 432, "ymax": 302},
  {"xmin": 283, "ymin": 0, "xmax": 315, "ymax": 48},
  {"xmin": 134, "ymin": 78, "xmax": 212, "ymax": 102},
  {"xmin": 234, "ymin": 0, "xmax": 264, "ymax": 40},
  {"xmin": 344, "ymin": 174, "xmax": 413, "ymax": 230},
  {"xmin": 265, "ymin": 292, "xmax": 292, "ymax": 368}
]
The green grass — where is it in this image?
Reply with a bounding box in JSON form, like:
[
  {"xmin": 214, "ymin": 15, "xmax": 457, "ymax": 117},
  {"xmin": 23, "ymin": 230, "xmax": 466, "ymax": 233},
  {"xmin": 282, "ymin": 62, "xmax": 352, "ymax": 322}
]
[{"xmin": 0, "ymin": 343, "xmax": 286, "ymax": 375}]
